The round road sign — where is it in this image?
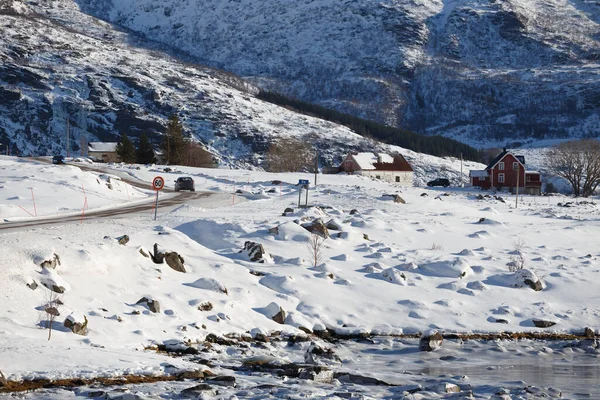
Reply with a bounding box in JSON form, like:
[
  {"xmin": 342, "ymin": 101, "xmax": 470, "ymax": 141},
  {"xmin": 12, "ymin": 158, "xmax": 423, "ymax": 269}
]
[{"xmin": 152, "ymin": 176, "xmax": 165, "ymax": 191}]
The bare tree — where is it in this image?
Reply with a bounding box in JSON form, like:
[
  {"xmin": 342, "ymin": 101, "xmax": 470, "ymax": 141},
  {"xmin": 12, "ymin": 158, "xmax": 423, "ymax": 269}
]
[
  {"xmin": 306, "ymin": 233, "xmax": 326, "ymax": 268},
  {"xmin": 546, "ymin": 140, "xmax": 600, "ymax": 197},
  {"xmin": 508, "ymin": 237, "xmax": 526, "ymax": 272},
  {"xmin": 265, "ymin": 137, "xmax": 314, "ymax": 172},
  {"xmin": 182, "ymin": 141, "xmax": 216, "ymax": 167},
  {"xmin": 39, "ymin": 291, "xmax": 62, "ymax": 341}
]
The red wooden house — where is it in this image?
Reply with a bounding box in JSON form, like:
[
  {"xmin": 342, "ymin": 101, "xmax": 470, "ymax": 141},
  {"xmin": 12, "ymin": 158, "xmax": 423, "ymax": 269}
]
[{"xmin": 469, "ymin": 149, "xmax": 541, "ymax": 195}]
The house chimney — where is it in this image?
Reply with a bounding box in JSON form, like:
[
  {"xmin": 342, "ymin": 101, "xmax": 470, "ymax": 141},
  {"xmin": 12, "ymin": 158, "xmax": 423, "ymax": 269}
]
[{"xmin": 503, "ymin": 147, "xmax": 507, "ymax": 152}]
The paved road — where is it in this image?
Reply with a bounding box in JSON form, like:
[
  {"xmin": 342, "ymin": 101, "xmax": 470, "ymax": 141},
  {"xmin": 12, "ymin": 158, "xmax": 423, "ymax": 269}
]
[{"xmin": 0, "ymin": 159, "xmax": 216, "ymax": 231}]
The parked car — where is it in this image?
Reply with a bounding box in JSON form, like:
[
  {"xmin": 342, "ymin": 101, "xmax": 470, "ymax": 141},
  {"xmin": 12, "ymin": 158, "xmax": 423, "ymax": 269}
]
[
  {"xmin": 174, "ymin": 177, "xmax": 195, "ymax": 192},
  {"xmin": 427, "ymin": 178, "xmax": 450, "ymax": 187},
  {"xmin": 52, "ymin": 155, "xmax": 65, "ymax": 165}
]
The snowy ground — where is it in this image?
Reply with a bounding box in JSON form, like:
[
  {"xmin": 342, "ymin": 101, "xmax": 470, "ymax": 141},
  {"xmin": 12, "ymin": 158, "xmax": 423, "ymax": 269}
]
[{"xmin": 1, "ymin": 156, "xmax": 599, "ymax": 398}]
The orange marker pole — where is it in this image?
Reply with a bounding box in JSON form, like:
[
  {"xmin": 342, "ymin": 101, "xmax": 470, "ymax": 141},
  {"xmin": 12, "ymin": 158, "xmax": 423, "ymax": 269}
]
[{"xmin": 31, "ymin": 188, "xmax": 37, "ymax": 217}]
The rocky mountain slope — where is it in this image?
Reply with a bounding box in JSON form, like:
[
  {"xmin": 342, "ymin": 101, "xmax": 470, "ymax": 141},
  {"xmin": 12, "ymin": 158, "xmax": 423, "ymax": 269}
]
[
  {"xmin": 73, "ymin": 0, "xmax": 600, "ymax": 147},
  {"xmin": 0, "ymin": 0, "xmax": 404, "ymax": 167}
]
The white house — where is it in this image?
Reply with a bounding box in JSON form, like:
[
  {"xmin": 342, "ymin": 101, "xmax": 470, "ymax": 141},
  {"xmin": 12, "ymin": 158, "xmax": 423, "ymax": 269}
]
[
  {"xmin": 339, "ymin": 152, "xmax": 413, "ymax": 186},
  {"xmin": 88, "ymin": 142, "xmax": 119, "ymax": 162}
]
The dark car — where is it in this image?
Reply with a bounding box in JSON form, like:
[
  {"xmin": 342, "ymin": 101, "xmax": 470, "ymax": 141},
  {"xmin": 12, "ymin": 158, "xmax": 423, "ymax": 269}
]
[
  {"xmin": 52, "ymin": 155, "xmax": 65, "ymax": 165},
  {"xmin": 427, "ymin": 178, "xmax": 450, "ymax": 187},
  {"xmin": 174, "ymin": 177, "xmax": 195, "ymax": 192}
]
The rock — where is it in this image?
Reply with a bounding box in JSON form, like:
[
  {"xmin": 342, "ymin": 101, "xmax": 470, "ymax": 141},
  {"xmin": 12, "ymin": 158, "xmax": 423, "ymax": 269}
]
[
  {"xmin": 177, "ymin": 369, "xmax": 208, "ymax": 380},
  {"xmin": 419, "ymin": 330, "xmax": 443, "ymax": 351},
  {"xmin": 363, "ymin": 233, "xmax": 370, "ymax": 240},
  {"xmin": 240, "ymin": 241, "xmax": 273, "ymax": 263},
  {"xmin": 585, "ymin": 327, "xmax": 596, "ymax": 338},
  {"xmin": 272, "ymin": 180, "xmax": 283, "ymax": 185},
  {"xmin": 349, "ymin": 209, "xmax": 358, "ymax": 215},
  {"xmin": 495, "ymin": 318, "xmax": 509, "ymax": 324},
  {"xmin": 393, "ymin": 194, "xmax": 406, "ymax": 204},
  {"xmin": 136, "ymin": 296, "xmax": 160, "ymax": 313},
  {"xmin": 206, "ymin": 375, "xmax": 236, "ymax": 387},
  {"xmin": 478, "ymin": 217, "xmax": 486, "ymax": 223},
  {"xmin": 334, "ymin": 373, "xmax": 390, "ymax": 386},
  {"xmin": 40, "ymin": 253, "xmax": 61, "ymax": 269},
  {"xmin": 514, "ymin": 269, "xmax": 543, "ymax": 291},
  {"xmin": 421, "ymin": 193, "xmax": 428, "ymax": 197},
  {"xmin": 139, "ymin": 248, "xmax": 149, "ymax": 258},
  {"xmin": 64, "ymin": 313, "xmax": 88, "ymax": 335},
  {"xmin": 45, "ymin": 306, "xmax": 60, "ymax": 317},
  {"xmin": 325, "ymin": 219, "xmax": 342, "ymax": 231},
  {"xmin": 532, "ymin": 319, "xmax": 556, "ymax": 328},
  {"xmin": 380, "ymin": 268, "xmax": 407, "ymax": 285},
  {"xmin": 198, "ymin": 301, "xmax": 213, "ymax": 311},
  {"xmin": 26, "ymin": 280, "xmax": 38, "ymax": 290},
  {"xmin": 302, "ymin": 219, "xmax": 330, "ymax": 238},
  {"xmin": 180, "ymin": 383, "xmax": 215, "ymax": 397},
  {"xmin": 250, "ymin": 328, "xmax": 270, "ymax": 342},
  {"xmin": 190, "ymin": 278, "xmax": 228, "ymax": 295},
  {"xmin": 117, "ymin": 235, "xmax": 129, "ymax": 245},
  {"xmin": 272, "ymin": 308, "xmax": 286, "ymax": 324},
  {"xmin": 268, "ymin": 226, "xmax": 279, "ymax": 235},
  {"xmin": 299, "ymin": 366, "xmax": 334, "ymax": 383},
  {"xmin": 304, "ymin": 342, "xmax": 342, "ymax": 366},
  {"xmin": 284, "ymin": 207, "xmax": 294, "ymax": 213},
  {"xmin": 165, "ymin": 252, "xmax": 186, "ymax": 273},
  {"xmin": 150, "ymin": 243, "xmax": 165, "ymax": 264}
]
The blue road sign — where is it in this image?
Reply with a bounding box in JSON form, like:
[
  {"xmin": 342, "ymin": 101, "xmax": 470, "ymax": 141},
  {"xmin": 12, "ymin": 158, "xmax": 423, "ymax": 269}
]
[{"xmin": 298, "ymin": 179, "xmax": 309, "ymax": 185}]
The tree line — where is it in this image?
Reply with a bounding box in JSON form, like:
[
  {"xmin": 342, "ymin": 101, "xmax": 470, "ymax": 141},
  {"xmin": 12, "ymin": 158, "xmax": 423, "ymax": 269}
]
[
  {"xmin": 257, "ymin": 90, "xmax": 482, "ymax": 162},
  {"xmin": 115, "ymin": 114, "xmax": 215, "ymax": 167}
]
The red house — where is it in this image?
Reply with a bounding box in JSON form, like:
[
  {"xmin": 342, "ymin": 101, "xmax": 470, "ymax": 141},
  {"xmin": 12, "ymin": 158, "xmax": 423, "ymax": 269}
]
[{"xmin": 470, "ymin": 149, "xmax": 541, "ymax": 195}]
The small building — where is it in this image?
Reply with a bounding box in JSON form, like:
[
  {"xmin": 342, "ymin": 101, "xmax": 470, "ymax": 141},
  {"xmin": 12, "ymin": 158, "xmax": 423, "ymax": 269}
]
[
  {"xmin": 88, "ymin": 142, "xmax": 119, "ymax": 162},
  {"xmin": 470, "ymin": 148, "xmax": 541, "ymax": 195},
  {"xmin": 339, "ymin": 152, "xmax": 413, "ymax": 185}
]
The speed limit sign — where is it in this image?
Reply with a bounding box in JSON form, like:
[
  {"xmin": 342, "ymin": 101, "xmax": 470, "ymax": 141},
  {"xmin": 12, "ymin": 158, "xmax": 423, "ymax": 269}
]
[{"xmin": 152, "ymin": 176, "xmax": 165, "ymax": 191}]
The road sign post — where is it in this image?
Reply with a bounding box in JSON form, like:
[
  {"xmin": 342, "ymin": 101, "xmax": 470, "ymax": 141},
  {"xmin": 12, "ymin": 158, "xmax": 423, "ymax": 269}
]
[
  {"xmin": 152, "ymin": 176, "xmax": 165, "ymax": 220},
  {"xmin": 298, "ymin": 179, "xmax": 309, "ymax": 208}
]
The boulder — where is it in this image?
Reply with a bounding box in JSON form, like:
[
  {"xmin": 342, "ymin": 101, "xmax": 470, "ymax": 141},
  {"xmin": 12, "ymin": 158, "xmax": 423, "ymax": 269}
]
[
  {"xmin": 284, "ymin": 207, "xmax": 294, "ymax": 214},
  {"xmin": 428, "ymin": 382, "xmax": 460, "ymax": 393},
  {"xmin": 419, "ymin": 330, "xmax": 443, "ymax": 351},
  {"xmin": 585, "ymin": 327, "xmax": 596, "ymax": 338},
  {"xmin": 268, "ymin": 226, "xmax": 279, "ymax": 235},
  {"xmin": 250, "ymin": 327, "xmax": 269, "ymax": 342},
  {"xmin": 304, "ymin": 342, "xmax": 342, "ymax": 366},
  {"xmin": 117, "ymin": 235, "xmax": 129, "ymax": 245},
  {"xmin": 150, "ymin": 243, "xmax": 165, "ymax": 264},
  {"xmin": 272, "ymin": 308, "xmax": 286, "ymax": 324},
  {"xmin": 240, "ymin": 241, "xmax": 273, "ymax": 263},
  {"xmin": 26, "ymin": 280, "xmax": 38, "ymax": 290},
  {"xmin": 325, "ymin": 219, "xmax": 342, "ymax": 231},
  {"xmin": 272, "ymin": 180, "xmax": 283, "ymax": 185},
  {"xmin": 532, "ymin": 319, "xmax": 556, "ymax": 328},
  {"xmin": 136, "ymin": 296, "xmax": 161, "ymax": 313},
  {"xmin": 516, "ymin": 269, "xmax": 543, "ymax": 291},
  {"xmin": 349, "ymin": 209, "xmax": 358, "ymax": 215},
  {"xmin": 189, "ymin": 278, "xmax": 229, "ymax": 295},
  {"xmin": 393, "ymin": 194, "xmax": 406, "ymax": 204},
  {"xmin": 302, "ymin": 219, "xmax": 330, "ymax": 238},
  {"xmin": 165, "ymin": 252, "xmax": 186, "ymax": 273},
  {"xmin": 139, "ymin": 248, "xmax": 149, "ymax": 258},
  {"xmin": 40, "ymin": 253, "xmax": 61, "ymax": 269},
  {"xmin": 198, "ymin": 301, "xmax": 213, "ymax": 311},
  {"xmin": 380, "ymin": 268, "xmax": 407, "ymax": 285},
  {"xmin": 64, "ymin": 313, "xmax": 88, "ymax": 335}
]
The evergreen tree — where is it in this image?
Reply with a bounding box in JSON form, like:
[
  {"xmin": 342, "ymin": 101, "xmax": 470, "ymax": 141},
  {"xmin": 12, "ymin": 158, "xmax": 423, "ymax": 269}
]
[
  {"xmin": 136, "ymin": 132, "xmax": 156, "ymax": 164},
  {"xmin": 161, "ymin": 114, "xmax": 185, "ymax": 165},
  {"xmin": 115, "ymin": 132, "xmax": 136, "ymax": 163}
]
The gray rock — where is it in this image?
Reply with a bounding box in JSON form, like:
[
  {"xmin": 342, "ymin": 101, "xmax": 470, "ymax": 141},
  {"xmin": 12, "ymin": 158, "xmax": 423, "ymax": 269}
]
[
  {"xmin": 524, "ymin": 278, "xmax": 543, "ymax": 291},
  {"xmin": 585, "ymin": 327, "xmax": 595, "ymax": 338},
  {"xmin": 419, "ymin": 331, "xmax": 443, "ymax": 351},
  {"xmin": 532, "ymin": 319, "xmax": 556, "ymax": 328},
  {"xmin": 198, "ymin": 301, "xmax": 213, "ymax": 312},
  {"xmin": 26, "ymin": 280, "xmax": 38, "ymax": 290},
  {"xmin": 268, "ymin": 226, "xmax": 279, "ymax": 235},
  {"xmin": 165, "ymin": 252, "xmax": 186, "ymax": 273},
  {"xmin": 136, "ymin": 297, "xmax": 160, "ymax": 313},
  {"xmin": 117, "ymin": 235, "xmax": 129, "ymax": 245},
  {"xmin": 40, "ymin": 253, "xmax": 61, "ymax": 269},
  {"xmin": 305, "ymin": 342, "xmax": 342, "ymax": 365},
  {"xmin": 284, "ymin": 207, "xmax": 294, "ymax": 213},
  {"xmin": 272, "ymin": 308, "xmax": 286, "ymax": 324},
  {"xmin": 241, "ymin": 241, "xmax": 270, "ymax": 263},
  {"xmin": 393, "ymin": 194, "xmax": 406, "ymax": 204},
  {"xmin": 325, "ymin": 219, "xmax": 342, "ymax": 231},
  {"xmin": 302, "ymin": 219, "xmax": 330, "ymax": 238},
  {"xmin": 349, "ymin": 209, "xmax": 358, "ymax": 215},
  {"xmin": 64, "ymin": 315, "xmax": 88, "ymax": 335},
  {"xmin": 139, "ymin": 248, "xmax": 149, "ymax": 258}
]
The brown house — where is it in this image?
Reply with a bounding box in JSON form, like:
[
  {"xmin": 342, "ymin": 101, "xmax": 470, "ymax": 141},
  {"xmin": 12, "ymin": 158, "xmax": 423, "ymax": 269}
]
[
  {"xmin": 470, "ymin": 149, "xmax": 541, "ymax": 195},
  {"xmin": 339, "ymin": 152, "xmax": 413, "ymax": 186},
  {"xmin": 88, "ymin": 142, "xmax": 119, "ymax": 162}
]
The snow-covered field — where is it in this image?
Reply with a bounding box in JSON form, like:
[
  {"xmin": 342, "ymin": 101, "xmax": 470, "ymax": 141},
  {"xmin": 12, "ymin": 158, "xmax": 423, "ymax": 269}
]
[{"xmin": 1, "ymin": 156, "xmax": 599, "ymax": 398}]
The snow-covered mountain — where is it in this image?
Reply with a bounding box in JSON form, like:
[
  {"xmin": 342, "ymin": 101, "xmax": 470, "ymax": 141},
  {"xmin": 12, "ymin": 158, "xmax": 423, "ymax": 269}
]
[
  {"xmin": 0, "ymin": 0, "xmax": 419, "ymax": 167},
  {"xmin": 73, "ymin": 0, "xmax": 600, "ymax": 147}
]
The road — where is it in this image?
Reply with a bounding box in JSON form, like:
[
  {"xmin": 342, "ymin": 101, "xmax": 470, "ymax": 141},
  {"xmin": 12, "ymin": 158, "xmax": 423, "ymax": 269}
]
[{"xmin": 0, "ymin": 159, "xmax": 218, "ymax": 231}]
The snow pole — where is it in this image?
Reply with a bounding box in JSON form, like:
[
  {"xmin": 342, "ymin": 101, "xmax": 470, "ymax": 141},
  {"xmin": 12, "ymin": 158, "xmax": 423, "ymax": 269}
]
[
  {"xmin": 81, "ymin": 184, "xmax": 88, "ymax": 209},
  {"xmin": 31, "ymin": 188, "xmax": 37, "ymax": 217}
]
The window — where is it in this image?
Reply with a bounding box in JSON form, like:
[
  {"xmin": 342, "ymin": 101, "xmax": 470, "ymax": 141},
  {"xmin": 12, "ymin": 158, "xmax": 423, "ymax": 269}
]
[
  {"xmin": 395, "ymin": 176, "xmax": 400, "ymax": 182},
  {"xmin": 498, "ymin": 173, "xmax": 505, "ymax": 183},
  {"xmin": 376, "ymin": 175, "xmax": 381, "ymax": 179},
  {"xmin": 498, "ymin": 162, "xmax": 505, "ymax": 170},
  {"xmin": 513, "ymin": 162, "xmax": 519, "ymax": 170}
]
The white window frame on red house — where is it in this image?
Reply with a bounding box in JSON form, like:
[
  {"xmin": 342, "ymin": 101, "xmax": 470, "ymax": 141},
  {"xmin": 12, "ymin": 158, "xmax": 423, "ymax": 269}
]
[
  {"xmin": 513, "ymin": 162, "xmax": 519, "ymax": 170},
  {"xmin": 499, "ymin": 162, "xmax": 505, "ymax": 170},
  {"xmin": 498, "ymin": 173, "xmax": 505, "ymax": 183}
]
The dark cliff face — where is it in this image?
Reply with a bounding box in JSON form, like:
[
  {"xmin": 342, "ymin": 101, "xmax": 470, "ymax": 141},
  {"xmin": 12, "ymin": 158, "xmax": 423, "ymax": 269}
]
[{"xmin": 73, "ymin": 0, "xmax": 600, "ymax": 146}]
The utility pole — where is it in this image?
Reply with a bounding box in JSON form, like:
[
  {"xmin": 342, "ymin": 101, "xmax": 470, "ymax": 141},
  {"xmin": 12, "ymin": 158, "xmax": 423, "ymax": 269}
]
[
  {"xmin": 314, "ymin": 150, "xmax": 318, "ymax": 186},
  {"xmin": 460, "ymin": 152, "xmax": 463, "ymax": 187},
  {"xmin": 515, "ymin": 163, "xmax": 520, "ymax": 208}
]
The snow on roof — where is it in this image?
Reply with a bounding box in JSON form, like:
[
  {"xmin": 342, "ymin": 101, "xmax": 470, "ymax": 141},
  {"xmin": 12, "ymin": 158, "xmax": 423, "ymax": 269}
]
[
  {"xmin": 352, "ymin": 153, "xmax": 379, "ymax": 170},
  {"xmin": 526, "ymin": 171, "xmax": 540, "ymax": 174},
  {"xmin": 89, "ymin": 142, "xmax": 117, "ymax": 152},
  {"xmin": 351, "ymin": 152, "xmax": 396, "ymax": 170},
  {"xmin": 469, "ymin": 170, "xmax": 488, "ymax": 177}
]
